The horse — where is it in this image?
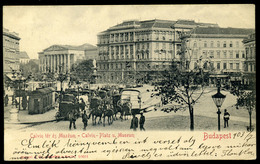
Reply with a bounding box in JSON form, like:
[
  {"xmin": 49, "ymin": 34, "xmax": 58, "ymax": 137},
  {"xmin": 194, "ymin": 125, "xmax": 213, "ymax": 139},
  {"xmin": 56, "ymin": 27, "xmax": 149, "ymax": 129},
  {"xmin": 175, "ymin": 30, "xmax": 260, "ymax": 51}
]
[
  {"xmin": 99, "ymin": 97, "xmax": 114, "ymax": 126},
  {"xmin": 120, "ymin": 102, "xmax": 132, "ymax": 121},
  {"xmin": 88, "ymin": 107, "xmax": 103, "ymax": 125},
  {"xmin": 102, "ymin": 104, "xmax": 114, "ymax": 127},
  {"xmin": 112, "ymin": 105, "xmax": 122, "ymax": 121}
]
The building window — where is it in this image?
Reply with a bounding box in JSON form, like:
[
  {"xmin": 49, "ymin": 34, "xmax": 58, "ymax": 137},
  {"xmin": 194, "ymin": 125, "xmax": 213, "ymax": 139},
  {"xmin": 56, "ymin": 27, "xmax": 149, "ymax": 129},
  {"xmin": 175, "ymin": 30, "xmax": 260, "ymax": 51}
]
[
  {"xmin": 210, "ymin": 41, "xmax": 214, "ymax": 47},
  {"xmin": 147, "ymin": 43, "xmax": 150, "ymax": 49},
  {"xmin": 230, "ymin": 63, "xmax": 233, "ymax": 70},
  {"xmin": 236, "ymin": 63, "xmax": 240, "ymax": 70},
  {"xmin": 137, "ymin": 43, "xmax": 140, "ymax": 49},
  {"xmin": 230, "ymin": 41, "xmax": 233, "ymax": 47},
  {"xmin": 130, "ymin": 32, "xmax": 133, "ymax": 41},
  {"xmin": 130, "ymin": 45, "xmax": 133, "ymax": 54},
  {"xmin": 217, "ymin": 63, "xmax": 220, "ymax": 70},
  {"xmin": 223, "ymin": 41, "xmax": 226, "ymax": 48},
  {"xmin": 242, "ymin": 51, "xmax": 245, "ymax": 58},
  {"xmin": 217, "ymin": 41, "xmax": 220, "ymax": 47},
  {"xmin": 229, "ymin": 51, "xmax": 233, "ymax": 58},
  {"xmin": 236, "ymin": 52, "xmax": 239, "ymax": 58},
  {"xmin": 223, "ymin": 51, "xmax": 227, "ymax": 58},
  {"xmin": 125, "ymin": 33, "xmax": 128, "ymax": 41},
  {"xmin": 216, "ymin": 51, "xmax": 220, "ymax": 58},
  {"xmin": 204, "ymin": 41, "xmax": 207, "ymax": 48},
  {"xmin": 223, "ymin": 63, "xmax": 227, "ymax": 69}
]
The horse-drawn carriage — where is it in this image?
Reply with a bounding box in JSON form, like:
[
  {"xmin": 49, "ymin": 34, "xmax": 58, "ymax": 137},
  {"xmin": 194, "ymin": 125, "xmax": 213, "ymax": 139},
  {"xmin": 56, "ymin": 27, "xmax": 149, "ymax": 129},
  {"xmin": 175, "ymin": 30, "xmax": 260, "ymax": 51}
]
[
  {"xmin": 55, "ymin": 93, "xmax": 80, "ymax": 121},
  {"xmin": 88, "ymin": 90, "xmax": 115, "ymax": 126}
]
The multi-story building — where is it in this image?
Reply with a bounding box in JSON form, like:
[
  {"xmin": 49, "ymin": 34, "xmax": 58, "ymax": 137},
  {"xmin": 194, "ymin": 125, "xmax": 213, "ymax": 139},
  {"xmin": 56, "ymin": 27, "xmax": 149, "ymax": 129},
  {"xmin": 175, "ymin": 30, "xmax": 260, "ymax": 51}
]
[
  {"xmin": 242, "ymin": 33, "xmax": 255, "ymax": 89},
  {"xmin": 3, "ymin": 28, "xmax": 21, "ymax": 73},
  {"xmin": 19, "ymin": 51, "xmax": 30, "ymax": 64},
  {"xmin": 180, "ymin": 27, "xmax": 255, "ymax": 84},
  {"xmin": 96, "ymin": 19, "xmax": 219, "ymax": 84},
  {"xmin": 38, "ymin": 43, "xmax": 98, "ymax": 74}
]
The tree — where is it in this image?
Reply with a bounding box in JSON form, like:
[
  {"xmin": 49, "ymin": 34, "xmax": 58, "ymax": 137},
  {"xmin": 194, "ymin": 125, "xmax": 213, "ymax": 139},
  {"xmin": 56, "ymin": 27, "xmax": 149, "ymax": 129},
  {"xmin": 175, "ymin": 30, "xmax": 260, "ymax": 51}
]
[
  {"xmin": 70, "ymin": 59, "xmax": 94, "ymax": 84},
  {"xmin": 153, "ymin": 31, "xmax": 214, "ymax": 131},
  {"xmin": 20, "ymin": 60, "xmax": 39, "ymax": 78},
  {"xmin": 230, "ymin": 81, "xmax": 256, "ymax": 131}
]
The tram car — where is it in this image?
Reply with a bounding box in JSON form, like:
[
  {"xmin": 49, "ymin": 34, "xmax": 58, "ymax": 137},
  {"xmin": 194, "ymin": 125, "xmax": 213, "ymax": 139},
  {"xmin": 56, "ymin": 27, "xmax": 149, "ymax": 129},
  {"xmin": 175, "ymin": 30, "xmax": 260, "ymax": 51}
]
[
  {"xmin": 28, "ymin": 87, "xmax": 55, "ymax": 114},
  {"xmin": 56, "ymin": 93, "xmax": 79, "ymax": 120}
]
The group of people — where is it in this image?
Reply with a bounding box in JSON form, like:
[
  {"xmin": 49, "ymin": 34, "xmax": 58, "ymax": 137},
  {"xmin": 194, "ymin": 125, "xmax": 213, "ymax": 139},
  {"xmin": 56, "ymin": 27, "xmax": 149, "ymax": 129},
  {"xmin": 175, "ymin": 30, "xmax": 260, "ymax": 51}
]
[
  {"xmin": 130, "ymin": 112, "xmax": 146, "ymax": 131},
  {"xmin": 68, "ymin": 109, "xmax": 89, "ymax": 130}
]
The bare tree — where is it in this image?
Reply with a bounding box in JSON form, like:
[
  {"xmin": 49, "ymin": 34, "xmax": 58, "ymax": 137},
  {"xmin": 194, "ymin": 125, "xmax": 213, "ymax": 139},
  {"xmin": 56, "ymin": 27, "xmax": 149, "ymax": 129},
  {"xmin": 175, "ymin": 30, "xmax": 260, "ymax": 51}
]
[{"xmin": 155, "ymin": 31, "xmax": 214, "ymax": 131}]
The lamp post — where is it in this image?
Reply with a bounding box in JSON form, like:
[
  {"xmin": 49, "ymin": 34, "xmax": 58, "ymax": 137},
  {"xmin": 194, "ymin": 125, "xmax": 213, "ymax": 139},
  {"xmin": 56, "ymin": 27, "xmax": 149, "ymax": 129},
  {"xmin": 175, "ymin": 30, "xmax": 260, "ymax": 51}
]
[
  {"xmin": 56, "ymin": 65, "xmax": 68, "ymax": 103},
  {"xmin": 212, "ymin": 79, "xmax": 226, "ymax": 131}
]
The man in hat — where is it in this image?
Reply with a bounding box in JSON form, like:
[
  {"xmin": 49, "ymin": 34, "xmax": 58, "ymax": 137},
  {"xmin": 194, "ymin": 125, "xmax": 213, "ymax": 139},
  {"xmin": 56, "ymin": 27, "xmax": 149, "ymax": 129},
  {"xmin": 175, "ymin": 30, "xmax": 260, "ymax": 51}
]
[
  {"xmin": 68, "ymin": 109, "xmax": 77, "ymax": 130},
  {"xmin": 223, "ymin": 109, "xmax": 230, "ymax": 128},
  {"xmin": 139, "ymin": 111, "xmax": 146, "ymax": 131},
  {"xmin": 130, "ymin": 114, "xmax": 138, "ymax": 131},
  {"xmin": 82, "ymin": 110, "xmax": 88, "ymax": 130}
]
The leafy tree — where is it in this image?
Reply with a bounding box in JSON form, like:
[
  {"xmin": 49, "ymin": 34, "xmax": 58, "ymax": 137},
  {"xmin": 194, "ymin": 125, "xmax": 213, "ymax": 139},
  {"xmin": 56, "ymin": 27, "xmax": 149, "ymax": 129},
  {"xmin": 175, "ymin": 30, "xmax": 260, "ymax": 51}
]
[
  {"xmin": 20, "ymin": 60, "xmax": 39, "ymax": 78},
  {"xmin": 70, "ymin": 59, "xmax": 94, "ymax": 84}
]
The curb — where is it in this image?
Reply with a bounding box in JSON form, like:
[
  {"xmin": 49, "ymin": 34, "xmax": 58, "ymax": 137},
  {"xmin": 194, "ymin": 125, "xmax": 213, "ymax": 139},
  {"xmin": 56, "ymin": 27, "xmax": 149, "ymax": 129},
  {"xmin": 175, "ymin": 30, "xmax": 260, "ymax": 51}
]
[{"xmin": 5, "ymin": 118, "xmax": 63, "ymax": 125}]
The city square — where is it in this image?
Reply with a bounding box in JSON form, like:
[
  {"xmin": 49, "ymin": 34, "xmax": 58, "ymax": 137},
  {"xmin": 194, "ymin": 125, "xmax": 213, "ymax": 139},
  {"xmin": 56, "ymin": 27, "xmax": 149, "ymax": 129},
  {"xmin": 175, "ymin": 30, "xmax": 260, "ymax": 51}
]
[{"xmin": 3, "ymin": 5, "xmax": 255, "ymax": 134}]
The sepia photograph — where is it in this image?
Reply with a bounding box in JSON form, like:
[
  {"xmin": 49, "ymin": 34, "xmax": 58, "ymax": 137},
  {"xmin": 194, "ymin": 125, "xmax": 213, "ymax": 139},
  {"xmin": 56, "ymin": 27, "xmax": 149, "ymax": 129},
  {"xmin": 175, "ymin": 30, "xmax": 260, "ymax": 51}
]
[{"xmin": 3, "ymin": 4, "xmax": 256, "ymax": 160}]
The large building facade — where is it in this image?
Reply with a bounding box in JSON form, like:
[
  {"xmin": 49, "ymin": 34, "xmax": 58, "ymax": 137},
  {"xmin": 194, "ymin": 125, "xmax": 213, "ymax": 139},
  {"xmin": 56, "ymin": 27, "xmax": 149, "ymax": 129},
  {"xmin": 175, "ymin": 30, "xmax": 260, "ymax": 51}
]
[
  {"xmin": 180, "ymin": 27, "xmax": 255, "ymax": 84},
  {"xmin": 96, "ymin": 19, "xmax": 219, "ymax": 84},
  {"xmin": 3, "ymin": 28, "xmax": 21, "ymax": 73},
  {"xmin": 38, "ymin": 43, "xmax": 98, "ymax": 74},
  {"xmin": 242, "ymin": 33, "xmax": 255, "ymax": 88}
]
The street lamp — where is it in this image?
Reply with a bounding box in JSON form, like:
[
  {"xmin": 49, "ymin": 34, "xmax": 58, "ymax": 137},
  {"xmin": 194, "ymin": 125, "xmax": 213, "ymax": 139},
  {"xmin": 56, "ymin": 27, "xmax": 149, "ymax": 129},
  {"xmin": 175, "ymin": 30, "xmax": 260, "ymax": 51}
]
[{"xmin": 212, "ymin": 79, "xmax": 226, "ymax": 131}]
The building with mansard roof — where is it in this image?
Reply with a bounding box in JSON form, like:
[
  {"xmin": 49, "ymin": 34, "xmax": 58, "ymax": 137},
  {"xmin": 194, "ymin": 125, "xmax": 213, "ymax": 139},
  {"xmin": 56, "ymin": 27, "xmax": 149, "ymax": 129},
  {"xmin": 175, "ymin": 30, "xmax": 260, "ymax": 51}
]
[
  {"xmin": 3, "ymin": 28, "xmax": 21, "ymax": 73},
  {"xmin": 96, "ymin": 19, "xmax": 219, "ymax": 84},
  {"xmin": 180, "ymin": 26, "xmax": 255, "ymax": 84},
  {"xmin": 38, "ymin": 43, "xmax": 98, "ymax": 74}
]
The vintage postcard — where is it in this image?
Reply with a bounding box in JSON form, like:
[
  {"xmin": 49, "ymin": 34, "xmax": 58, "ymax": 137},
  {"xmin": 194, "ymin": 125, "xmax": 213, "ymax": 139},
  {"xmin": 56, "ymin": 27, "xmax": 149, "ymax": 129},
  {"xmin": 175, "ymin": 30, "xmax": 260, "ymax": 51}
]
[{"xmin": 3, "ymin": 4, "xmax": 256, "ymax": 160}]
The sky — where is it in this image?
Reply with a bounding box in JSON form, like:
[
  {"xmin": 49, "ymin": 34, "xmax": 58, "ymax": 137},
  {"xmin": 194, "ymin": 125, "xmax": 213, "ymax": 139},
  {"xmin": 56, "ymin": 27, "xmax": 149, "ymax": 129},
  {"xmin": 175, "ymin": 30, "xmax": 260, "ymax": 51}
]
[{"xmin": 3, "ymin": 4, "xmax": 255, "ymax": 59}]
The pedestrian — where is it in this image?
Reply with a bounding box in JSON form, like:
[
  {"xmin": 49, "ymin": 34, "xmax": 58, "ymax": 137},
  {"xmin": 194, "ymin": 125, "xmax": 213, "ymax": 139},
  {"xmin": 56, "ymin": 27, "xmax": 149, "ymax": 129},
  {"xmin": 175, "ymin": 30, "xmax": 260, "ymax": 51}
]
[
  {"xmin": 139, "ymin": 112, "xmax": 146, "ymax": 131},
  {"xmin": 223, "ymin": 109, "xmax": 230, "ymax": 128},
  {"xmin": 22, "ymin": 95, "xmax": 28, "ymax": 110},
  {"xmin": 68, "ymin": 110, "xmax": 77, "ymax": 130},
  {"xmin": 4, "ymin": 94, "xmax": 9, "ymax": 107},
  {"xmin": 130, "ymin": 114, "xmax": 138, "ymax": 131},
  {"xmin": 82, "ymin": 110, "xmax": 88, "ymax": 130}
]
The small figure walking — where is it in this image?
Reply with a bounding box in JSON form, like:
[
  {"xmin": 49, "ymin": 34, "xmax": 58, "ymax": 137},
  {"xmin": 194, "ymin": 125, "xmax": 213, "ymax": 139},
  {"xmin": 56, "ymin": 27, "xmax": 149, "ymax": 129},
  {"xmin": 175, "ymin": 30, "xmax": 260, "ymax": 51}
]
[
  {"xmin": 4, "ymin": 94, "xmax": 9, "ymax": 107},
  {"xmin": 82, "ymin": 110, "xmax": 88, "ymax": 130},
  {"xmin": 223, "ymin": 109, "xmax": 230, "ymax": 128},
  {"xmin": 139, "ymin": 112, "xmax": 146, "ymax": 131},
  {"xmin": 68, "ymin": 110, "xmax": 77, "ymax": 130},
  {"xmin": 130, "ymin": 114, "xmax": 138, "ymax": 131}
]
